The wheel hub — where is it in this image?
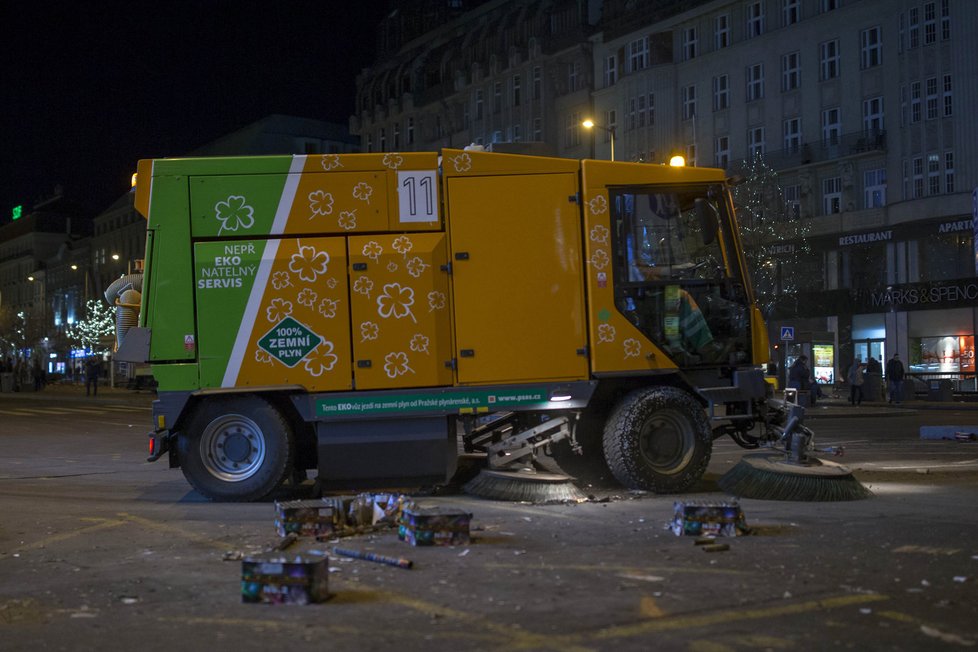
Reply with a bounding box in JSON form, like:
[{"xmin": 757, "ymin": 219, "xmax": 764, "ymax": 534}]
[
  {"xmin": 639, "ymin": 412, "xmax": 694, "ymax": 474},
  {"xmin": 200, "ymin": 414, "xmax": 267, "ymax": 482}
]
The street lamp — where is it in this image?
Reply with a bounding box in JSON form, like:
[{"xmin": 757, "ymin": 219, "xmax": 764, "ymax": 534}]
[{"xmin": 581, "ymin": 119, "xmax": 616, "ymax": 161}]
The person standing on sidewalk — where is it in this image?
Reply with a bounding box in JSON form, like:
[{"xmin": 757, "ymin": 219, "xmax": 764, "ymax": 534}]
[
  {"xmin": 85, "ymin": 357, "xmax": 100, "ymax": 397},
  {"xmin": 886, "ymin": 353, "xmax": 905, "ymax": 404},
  {"xmin": 848, "ymin": 359, "xmax": 865, "ymax": 406}
]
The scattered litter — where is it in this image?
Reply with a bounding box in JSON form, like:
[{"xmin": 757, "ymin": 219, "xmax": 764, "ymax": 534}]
[
  {"xmin": 242, "ymin": 553, "xmax": 329, "ymax": 604},
  {"xmin": 222, "ymin": 550, "xmax": 244, "ymax": 561},
  {"xmin": 119, "ymin": 596, "xmax": 139, "ymax": 605},
  {"xmin": 954, "ymin": 432, "xmax": 978, "ymax": 442},
  {"xmin": 671, "ymin": 501, "xmax": 749, "ymax": 537},
  {"xmin": 398, "ymin": 506, "xmax": 472, "ymax": 547},
  {"xmin": 953, "ymin": 576, "xmax": 968, "ymax": 583},
  {"xmin": 701, "ymin": 543, "xmax": 730, "ymax": 553},
  {"xmin": 783, "ymin": 591, "xmax": 792, "ymax": 599},
  {"xmin": 275, "ymin": 499, "xmax": 340, "ymax": 541},
  {"xmin": 694, "ymin": 537, "xmax": 717, "ymax": 546},
  {"xmin": 618, "ymin": 573, "xmax": 665, "ymax": 583},
  {"xmin": 916, "ymin": 468, "xmax": 930, "ymax": 475},
  {"xmin": 332, "ymin": 547, "xmax": 413, "ymax": 570},
  {"xmin": 859, "ymin": 608, "xmax": 872, "ymax": 615},
  {"xmin": 920, "ymin": 625, "xmax": 975, "ymax": 646},
  {"xmin": 458, "ymin": 549, "xmax": 470, "ymax": 557},
  {"xmin": 269, "ymin": 533, "xmax": 298, "ymax": 552},
  {"xmin": 921, "ymin": 579, "xmax": 931, "ymax": 587}
]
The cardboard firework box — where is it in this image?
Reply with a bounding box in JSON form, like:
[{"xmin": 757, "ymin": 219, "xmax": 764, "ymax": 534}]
[
  {"xmin": 274, "ymin": 499, "xmax": 339, "ymax": 540},
  {"xmin": 398, "ymin": 506, "xmax": 472, "ymax": 546},
  {"xmin": 241, "ymin": 554, "xmax": 329, "ymax": 604},
  {"xmin": 671, "ymin": 501, "xmax": 749, "ymax": 537}
]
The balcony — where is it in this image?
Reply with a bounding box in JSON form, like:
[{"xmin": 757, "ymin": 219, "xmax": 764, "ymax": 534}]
[{"xmin": 749, "ymin": 130, "xmax": 886, "ymax": 172}]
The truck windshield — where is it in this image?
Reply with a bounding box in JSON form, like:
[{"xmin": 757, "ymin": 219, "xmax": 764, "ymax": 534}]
[{"xmin": 609, "ymin": 184, "xmax": 751, "ymax": 367}]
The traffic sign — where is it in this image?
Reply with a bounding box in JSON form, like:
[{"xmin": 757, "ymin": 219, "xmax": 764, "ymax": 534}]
[{"xmin": 780, "ymin": 326, "xmax": 795, "ymax": 341}]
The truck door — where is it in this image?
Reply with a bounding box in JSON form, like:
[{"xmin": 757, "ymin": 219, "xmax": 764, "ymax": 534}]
[{"xmin": 446, "ymin": 170, "xmax": 588, "ymax": 384}]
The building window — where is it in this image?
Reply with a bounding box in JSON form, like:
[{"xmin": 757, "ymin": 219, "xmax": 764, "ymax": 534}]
[
  {"xmin": 924, "ymin": 1, "xmax": 937, "ymax": 44},
  {"xmin": 713, "ymin": 74, "xmax": 729, "ymax": 111},
  {"xmin": 821, "ymin": 107, "xmax": 841, "ymax": 145},
  {"xmin": 682, "ymin": 85, "xmax": 696, "ymax": 120},
  {"xmin": 821, "ymin": 0, "xmax": 839, "ymax": 12},
  {"xmin": 748, "ymin": 126, "xmax": 765, "ymax": 158},
  {"xmin": 492, "ymin": 130, "xmax": 503, "ymax": 144},
  {"xmin": 910, "ymin": 81, "xmax": 921, "ymax": 123},
  {"xmin": 686, "ymin": 143, "xmax": 697, "ymax": 167},
  {"xmin": 927, "ymin": 154, "xmax": 941, "ymax": 195},
  {"xmin": 568, "ymin": 63, "xmax": 580, "ymax": 92},
  {"xmin": 637, "ymin": 94, "xmax": 647, "ymax": 127},
  {"xmin": 533, "ymin": 67, "xmax": 542, "ymax": 100},
  {"xmin": 379, "ymin": 127, "xmax": 386, "ymax": 151},
  {"xmin": 564, "ymin": 112, "xmax": 581, "ymax": 147},
  {"xmin": 512, "ymin": 75, "xmax": 521, "ymax": 107},
  {"xmin": 682, "ymin": 27, "xmax": 698, "ymax": 60},
  {"xmin": 783, "ymin": 117, "xmax": 802, "ymax": 153},
  {"xmin": 715, "ymin": 14, "xmax": 730, "ymax": 49},
  {"xmin": 475, "ymin": 89, "xmax": 484, "ymax": 120},
  {"xmin": 784, "ymin": 184, "xmax": 801, "ymax": 219},
  {"xmin": 605, "ymin": 110, "xmax": 617, "ymax": 141},
  {"xmin": 864, "ymin": 169, "xmax": 886, "ymax": 208},
  {"xmin": 863, "ymin": 96, "xmax": 884, "ymax": 134},
  {"xmin": 945, "ymin": 151, "xmax": 954, "ymax": 192},
  {"xmin": 627, "ymin": 36, "xmax": 649, "ymax": 72},
  {"xmin": 746, "ymin": 63, "xmax": 764, "ymax": 101},
  {"xmin": 715, "ymin": 135, "xmax": 730, "ymax": 168},
  {"xmin": 782, "ymin": 0, "xmax": 800, "ymax": 26},
  {"xmin": 941, "ymin": 0, "xmax": 950, "ymax": 40},
  {"xmin": 648, "ymin": 93, "xmax": 655, "ymax": 126},
  {"xmin": 746, "ymin": 1, "xmax": 765, "ymax": 38},
  {"xmin": 860, "ymin": 26, "xmax": 882, "ymax": 68},
  {"xmin": 494, "ymin": 81, "xmax": 502, "ymax": 112},
  {"xmin": 943, "ymin": 74, "xmax": 953, "ymax": 116},
  {"xmin": 782, "ymin": 51, "xmax": 800, "ymax": 91},
  {"xmin": 604, "ymin": 56, "xmax": 617, "ymax": 86},
  {"xmin": 407, "ymin": 117, "xmax": 415, "ymax": 145},
  {"xmin": 392, "ymin": 122, "xmax": 401, "ymax": 149},
  {"xmin": 819, "ymin": 39, "xmax": 840, "ymax": 80},
  {"xmin": 822, "ymin": 177, "xmax": 842, "ymax": 214},
  {"xmin": 908, "ymin": 7, "xmax": 919, "ymax": 48},
  {"xmin": 925, "ymin": 77, "xmax": 939, "ymax": 119},
  {"xmin": 533, "ymin": 117, "xmax": 542, "ymax": 140},
  {"xmin": 912, "ymin": 156, "xmax": 924, "ymax": 198}
]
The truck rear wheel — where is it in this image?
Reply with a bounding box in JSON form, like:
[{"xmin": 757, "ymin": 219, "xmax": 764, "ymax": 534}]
[
  {"xmin": 602, "ymin": 386, "xmax": 711, "ymax": 493},
  {"xmin": 179, "ymin": 395, "xmax": 294, "ymax": 502}
]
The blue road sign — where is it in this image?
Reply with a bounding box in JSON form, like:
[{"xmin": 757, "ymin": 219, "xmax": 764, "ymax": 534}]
[{"xmin": 780, "ymin": 326, "xmax": 795, "ymax": 341}]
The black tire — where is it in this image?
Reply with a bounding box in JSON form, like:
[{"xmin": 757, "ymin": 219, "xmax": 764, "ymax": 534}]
[
  {"xmin": 179, "ymin": 395, "xmax": 294, "ymax": 502},
  {"xmin": 602, "ymin": 386, "xmax": 711, "ymax": 493}
]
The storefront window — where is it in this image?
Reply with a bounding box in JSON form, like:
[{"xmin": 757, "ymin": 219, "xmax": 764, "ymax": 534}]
[
  {"xmin": 910, "ymin": 335, "xmax": 975, "ymax": 373},
  {"xmin": 843, "ymin": 243, "xmax": 887, "ymax": 290}
]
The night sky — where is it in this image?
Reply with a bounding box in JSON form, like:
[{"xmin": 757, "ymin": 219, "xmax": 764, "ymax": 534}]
[{"xmin": 0, "ymin": 2, "xmax": 390, "ymax": 220}]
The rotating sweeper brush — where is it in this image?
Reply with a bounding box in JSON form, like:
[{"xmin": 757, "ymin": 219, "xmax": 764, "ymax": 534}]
[{"xmin": 718, "ymin": 406, "xmax": 872, "ymax": 502}]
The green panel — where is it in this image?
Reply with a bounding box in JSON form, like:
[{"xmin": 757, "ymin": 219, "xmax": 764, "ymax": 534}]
[
  {"xmin": 153, "ymin": 155, "xmax": 295, "ymax": 177},
  {"xmin": 146, "ymin": 175, "xmax": 196, "ymax": 362},
  {"xmin": 194, "ymin": 239, "xmax": 266, "ymax": 387},
  {"xmin": 150, "ymin": 363, "xmax": 200, "ymax": 393},
  {"xmin": 190, "ymin": 174, "xmax": 292, "ymax": 238},
  {"xmin": 138, "ymin": 230, "xmax": 154, "ymax": 328}
]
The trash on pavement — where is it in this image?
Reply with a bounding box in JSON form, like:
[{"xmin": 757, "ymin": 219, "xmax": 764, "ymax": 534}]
[
  {"xmin": 241, "ymin": 554, "xmax": 329, "ymax": 604},
  {"xmin": 671, "ymin": 501, "xmax": 749, "ymax": 537},
  {"xmin": 398, "ymin": 506, "xmax": 473, "ymax": 546},
  {"xmin": 275, "ymin": 499, "xmax": 340, "ymax": 540}
]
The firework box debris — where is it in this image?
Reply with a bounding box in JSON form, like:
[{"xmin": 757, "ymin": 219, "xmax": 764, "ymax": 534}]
[
  {"xmin": 274, "ymin": 499, "xmax": 340, "ymax": 540},
  {"xmin": 671, "ymin": 501, "xmax": 749, "ymax": 537},
  {"xmin": 241, "ymin": 553, "xmax": 329, "ymax": 604},
  {"xmin": 398, "ymin": 506, "xmax": 473, "ymax": 546}
]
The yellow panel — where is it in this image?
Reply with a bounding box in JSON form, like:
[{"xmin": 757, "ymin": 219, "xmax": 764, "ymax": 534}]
[
  {"xmin": 285, "ymin": 171, "xmax": 389, "ymax": 233},
  {"xmin": 448, "ymin": 173, "xmax": 588, "ymax": 384},
  {"xmin": 300, "ymin": 152, "xmax": 442, "ymax": 233},
  {"xmin": 235, "ymin": 237, "xmax": 352, "ymax": 391},
  {"xmin": 348, "ymin": 234, "xmax": 453, "ymax": 390},
  {"xmin": 442, "ymin": 148, "xmax": 579, "ymax": 178}
]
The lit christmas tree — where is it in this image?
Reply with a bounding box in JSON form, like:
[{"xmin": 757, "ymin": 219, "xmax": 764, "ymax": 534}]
[
  {"xmin": 732, "ymin": 153, "xmax": 813, "ymax": 318},
  {"xmin": 66, "ymin": 299, "xmax": 116, "ymax": 353}
]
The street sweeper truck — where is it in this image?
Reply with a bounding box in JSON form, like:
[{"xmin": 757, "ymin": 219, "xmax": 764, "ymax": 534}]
[{"xmin": 118, "ymin": 148, "xmax": 802, "ymax": 502}]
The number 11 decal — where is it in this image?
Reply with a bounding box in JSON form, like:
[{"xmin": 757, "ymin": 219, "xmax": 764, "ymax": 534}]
[{"xmin": 397, "ymin": 170, "xmax": 439, "ymax": 223}]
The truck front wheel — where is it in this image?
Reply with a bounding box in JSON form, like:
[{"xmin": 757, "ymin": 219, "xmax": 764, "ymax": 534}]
[
  {"xmin": 602, "ymin": 386, "xmax": 711, "ymax": 493},
  {"xmin": 179, "ymin": 395, "xmax": 294, "ymax": 502}
]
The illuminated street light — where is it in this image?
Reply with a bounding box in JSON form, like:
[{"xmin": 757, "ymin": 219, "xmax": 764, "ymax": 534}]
[
  {"xmin": 70, "ymin": 264, "xmax": 78, "ymax": 270},
  {"xmin": 111, "ymin": 254, "xmax": 120, "ymax": 261},
  {"xmin": 581, "ymin": 119, "xmax": 616, "ymax": 161}
]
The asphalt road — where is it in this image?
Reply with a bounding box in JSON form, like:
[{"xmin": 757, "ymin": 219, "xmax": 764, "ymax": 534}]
[{"xmin": 1, "ymin": 388, "xmax": 977, "ymax": 651}]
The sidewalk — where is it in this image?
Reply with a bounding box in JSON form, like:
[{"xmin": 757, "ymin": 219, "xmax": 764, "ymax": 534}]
[
  {"xmin": 0, "ymin": 381, "xmax": 156, "ymax": 407},
  {"xmin": 802, "ymin": 394, "xmax": 978, "ymax": 418}
]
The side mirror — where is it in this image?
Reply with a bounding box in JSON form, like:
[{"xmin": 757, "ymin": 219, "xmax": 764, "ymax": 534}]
[{"xmin": 694, "ymin": 198, "xmax": 717, "ymax": 246}]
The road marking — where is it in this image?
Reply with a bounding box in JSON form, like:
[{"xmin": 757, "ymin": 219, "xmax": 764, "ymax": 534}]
[
  {"xmin": 487, "ymin": 562, "xmax": 746, "ymax": 576},
  {"xmin": 6, "ymin": 517, "xmax": 128, "ymax": 555},
  {"xmin": 590, "ymin": 593, "xmax": 888, "ymax": 641},
  {"xmin": 639, "ymin": 595, "xmax": 666, "ymax": 618}
]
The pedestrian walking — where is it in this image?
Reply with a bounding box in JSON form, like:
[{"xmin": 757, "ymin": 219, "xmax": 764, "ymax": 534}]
[
  {"xmin": 886, "ymin": 353, "xmax": 906, "ymax": 404},
  {"xmin": 787, "ymin": 355, "xmax": 811, "ymax": 391},
  {"xmin": 847, "ymin": 359, "xmax": 865, "ymax": 406},
  {"xmin": 85, "ymin": 357, "xmax": 101, "ymax": 397}
]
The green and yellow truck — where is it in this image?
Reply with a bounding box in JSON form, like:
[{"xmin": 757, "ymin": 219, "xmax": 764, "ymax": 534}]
[{"xmin": 118, "ymin": 148, "xmax": 776, "ymax": 501}]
